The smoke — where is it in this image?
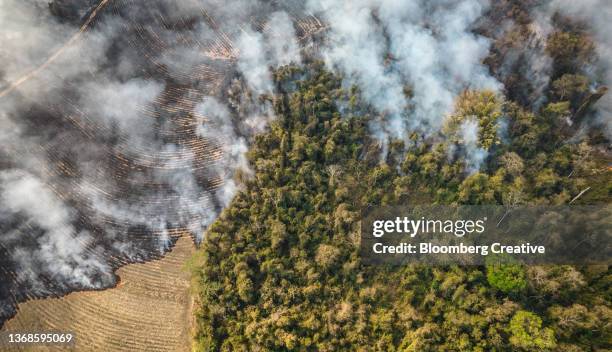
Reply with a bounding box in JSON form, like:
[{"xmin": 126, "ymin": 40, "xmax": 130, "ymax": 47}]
[
  {"xmin": 498, "ymin": 16, "xmax": 554, "ymax": 110},
  {"xmin": 196, "ymin": 97, "xmax": 249, "ymax": 209},
  {"xmin": 1, "ymin": 0, "xmax": 609, "ymax": 328},
  {"xmin": 237, "ymin": 11, "xmax": 302, "ymax": 94},
  {"xmin": 237, "ymin": 30, "xmax": 274, "ymax": 94},
  {"xmin": 266, "ymin": 12, "xmax": 302, "ymax": 67},
  {"xmin": 307, "ymin": 0, "xmax": 501, "ymax": 141},
  {"xmin": 0, "ymin": 0, "xmax": 313, "ymax": 325},
  {"xmin": 0, "ymin": 0, "xmax": 71, "ymax": 86},
  {"xmin": 0, "ymin": 170, "xmax": 114, "ymax": 291},
  {"xmin": 548, "ymin": 0, "xmax": 612, "ymax": 139},
  {"xmin": 487, "ymin": 0, "xmax": 611, "ymax": 134},
  {"xmin": 79, "ymin": 78, "xmax": 165, "ymax": 149},
  {"xmin": 459, "ymin": 118, "xmax": 487, "ymax": 174}
]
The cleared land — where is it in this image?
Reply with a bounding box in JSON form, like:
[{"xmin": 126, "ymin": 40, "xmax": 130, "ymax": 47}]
[{"xmin": 1, "ymin": 235, "xmax": 194, "ymax": 352}]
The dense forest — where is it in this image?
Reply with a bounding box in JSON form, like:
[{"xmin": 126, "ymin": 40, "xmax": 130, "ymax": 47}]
[{"xmin": 191, "ymin": 4, "xmax": 611, "ymax": 352}]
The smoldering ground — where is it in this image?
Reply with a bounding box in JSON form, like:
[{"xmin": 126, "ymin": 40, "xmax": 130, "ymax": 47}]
[
  {"xmin": 0, "ymin": 0, "xmax": 610, "ymax": 327},
  {"xmin": 0, "ymin": 0, "xmax": 314, "ymax": 325}
]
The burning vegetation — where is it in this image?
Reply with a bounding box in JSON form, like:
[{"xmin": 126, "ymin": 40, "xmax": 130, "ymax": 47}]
[{"xmin": 0, "ymin": 1, "xmax": 610, "ymax": 351}]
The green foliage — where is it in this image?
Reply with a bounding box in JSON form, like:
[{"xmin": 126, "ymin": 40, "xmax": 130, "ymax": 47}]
[
  {"xmin": 191, "ymin": 58, "xmax": 610, "ymax": 351},
  {"xmin": 509, "ymin": 311, "xmax": 556, "ymax": 351},
  {"xmin": 552, "ymin": 74, "xmax": 589, "ymax": 107},
  {"xmin": 458, "ymin": 173, "xmax": 496, "ymax": 204},
  {"xmin": 445, "ymin": 90, "xmax": 503, "ymax": 150},
  {"xmin": 486, "ymin": 261, "xmax": 527, "ymax": 295},
  {"xmin": 546, "ymin": 31, "xmax": 595, "ymax": 77}
]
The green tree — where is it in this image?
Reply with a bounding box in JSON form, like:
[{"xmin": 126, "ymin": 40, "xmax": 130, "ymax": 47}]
[
  {"xmin": 458, "ymin": 173, "xmax": 495, "ymax": 204},
  {"xmin": 509, "ymin": 311, "xmax": 556, "ymax": 351},
  {"xmin": 486, "ymin": 259, "xmax": 527, "ymax": 295}
]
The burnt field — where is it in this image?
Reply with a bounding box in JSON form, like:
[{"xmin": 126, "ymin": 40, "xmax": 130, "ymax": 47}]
[
  {"xmin": 2, "ymin": 235, "xmax": 195, "ymax": 351},
  {"xmin": 0, "ymin": 0, "xmax": 323, "ymax": 327},
  {"xmin": 1, "ymin": 0, "xmax": 610, "ymax": 344}
]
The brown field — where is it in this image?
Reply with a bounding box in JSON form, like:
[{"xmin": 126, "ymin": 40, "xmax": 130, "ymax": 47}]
[{"xmin": 1, "ymin": 236, "xmax": 195, "ymax": 352}]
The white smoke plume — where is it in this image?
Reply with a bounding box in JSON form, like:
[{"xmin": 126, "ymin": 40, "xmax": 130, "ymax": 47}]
[
  {"xmin": 548, "ymin": 0, "xmax": 612, "ymax": 139},
  {"xmin": 196, "ymin": 97, "xmax": 249, "ymax": 209},
  {"xmin": 1, "ymin": 0, "xmax": 609, "ymax": 327},
  {"xmin": 266, "ymin": 11, "xmax": 302, "ymax": 67},
  {"xmin": 307, "ymin": 0, "xmax": 501, "ymax": 141},
  {"xmin": 237, "ymin": 30, "xmax": 274, "ymax": 94},
  {"xmin": 459, "ymin": 118, "xmax": 487, "ymax": 174},
  {"xmin": 0, "ymin": 0, "xmax": 113, "ymax": 102},
  {"xmin": 0, "ymin": 171, "xmax": 114, "ymax": 291},
  {"xmin": 0, "ymin": 0, "xmax": 72, "ymax": 86},
  {"xmin": 79, "ymin": 78, "xmax": 165, "ymax": 149},
  {"xmin": 496, "ymin": 14, "xmax": 554, "ymax": 110},
  {"xmin": 237, "ymin": 11, "xmax": 302, "ymax": 95},
  {"xmin": 0, "ymin": 1, "xmax": 306, "ymax": 316}
]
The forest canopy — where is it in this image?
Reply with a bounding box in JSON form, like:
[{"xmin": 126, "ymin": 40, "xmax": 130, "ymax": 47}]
[{"xmin": 191, "ymin": 2, "xmax": 611, "ymax": 351}]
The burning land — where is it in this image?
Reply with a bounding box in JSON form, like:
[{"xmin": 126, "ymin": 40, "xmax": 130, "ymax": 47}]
[
  {"xmin": 1, "ymin": 0, "xmax": 611, "ymax": 351},
  {"xmin": 0, "ymin": 0, "xmax": 324, "ymax": 327}
]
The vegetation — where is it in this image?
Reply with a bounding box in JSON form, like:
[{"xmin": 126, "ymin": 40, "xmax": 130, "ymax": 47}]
[
  {"xmin": 486, "ymin": 260, "xmax": 527, "ymax": 296},
  {"xmin": 191, "ymin": 9, "xmax": 611, "ymax": 352}
]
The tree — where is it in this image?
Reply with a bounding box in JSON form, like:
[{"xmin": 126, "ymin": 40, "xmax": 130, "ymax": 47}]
[
  {"xmin": 486, "ymin": 260, "xmax": 527, "ymax": 295},
  {"xmin": 509, "ymin": 311, "xmax": 556, "ymax": 351},
  {"xmin": 458, "ymin": 173, "xmax": 495, "ymax": 204},
  {"xmin": 546, "ymin": 31, "xmax": 595, "ymax": 76},
  {"xmin": 551, "ymin": 74, "xmax": 589, "ymax": 106},
  {"xmin": 444, "ymin": 90, "xmax": 503, "ymax": 150},
  {"xmin": 534, "ymin": 168, "xmax": 560, "ymax": 197},
  {"xmin": 500, "ymin": 152, "xmax": 524, "ymax": 178},
  {"xmin": 315, "ymin": 244, "xmax": 340, "ymax": 270},
  {"xmin": 192, "ymin": 56, "xmax": 610, "ymax": 351}
]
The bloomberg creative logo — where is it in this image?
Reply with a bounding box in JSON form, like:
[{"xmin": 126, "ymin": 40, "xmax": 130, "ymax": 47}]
[{"xmin": 361, "ymin": 205, "xmax": 611, "ymax": 266}]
